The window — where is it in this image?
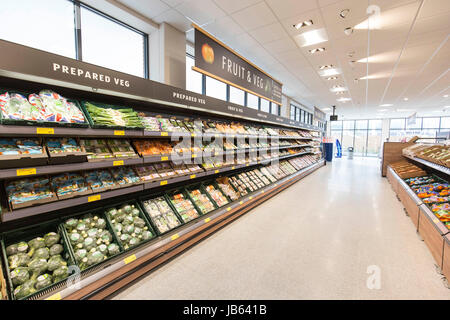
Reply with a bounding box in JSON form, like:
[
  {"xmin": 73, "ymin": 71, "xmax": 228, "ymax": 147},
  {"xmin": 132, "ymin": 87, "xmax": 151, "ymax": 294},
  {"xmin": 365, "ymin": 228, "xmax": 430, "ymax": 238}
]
[
  {"xmin": 406, "ymin": 118, "xmax": 421, "ymax": 129},
  {"xmin": 272, "ymin": 104, "xmax": 280, "ymax": 116},
  {"xmin": 369, "ymin": 120, "xmax": 382, "ymax": 130},
  {"xmin": 205, "ymin": 76, "xmax": 226, "ymax": 101},
  {"xmin": 260, "ymin": 98, "xmax": 270, "ymax": 113},
  {"xmin": 186, "ymin": 55, "xmax": 203, "ymax": 94},
  {"xmin": 0, "ymin": 0, "xmax": 76, "ymax": 58},
  {"xmin": 330, "ymin": 121, "xmax": 342, "ymax": 130},
  {"xmin": 247, "ymin": 93, "xmax": 259, "ymax": 110},
  {"xmin": 422, "ymin": 117, "xmax": 440, "ymax": 129},
  {"xmin": 441, "ymin": 117, "xmax": 450, "ymax": 129},
  {"xmin": 80, "ymin": 6, "xmax": 146, "ymax": 77},
  {"xmin": 343, "ymin": 120, "xmax": 355, "ymax": 130},
  {"xmin": 355, "ymin": 120, "xmax": 368, "ymax": 130},
  {"xmin": 296, "ymin": 109, "xmax": 300, "ymax": 122},
  {"xmin": 229, "ymin": 86, "xmax": 245, "ymax": 105},
  {"xmin": 390, "ymin": 119, "xmax": 405, "ymax": 130},
  {"xmin": 290, "ymin": 105, "xmax": 296, "ymax": 120}
]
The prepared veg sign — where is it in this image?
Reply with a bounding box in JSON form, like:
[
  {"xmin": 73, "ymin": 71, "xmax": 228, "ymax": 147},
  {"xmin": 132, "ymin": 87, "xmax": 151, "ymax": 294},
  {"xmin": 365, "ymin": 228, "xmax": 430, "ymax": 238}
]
[{"xmin": 194, "ymin": 25, "xmax": 282, "ymax": 104}]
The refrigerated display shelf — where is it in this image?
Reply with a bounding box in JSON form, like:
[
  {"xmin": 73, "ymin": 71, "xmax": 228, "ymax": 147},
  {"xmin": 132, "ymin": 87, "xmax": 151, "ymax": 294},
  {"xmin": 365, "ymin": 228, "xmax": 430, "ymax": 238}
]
[
  {"xmin": 1, "ymin": 151, "xmax": 315, "ymax": 222},
  {"xmin": 0, "ymin": 146, "xmax": 310, "ymax": 179},
  {"xmin": 0, "ymin": 124, "xmax": 314, "ymax": 141},
  {"xmin": 33, "ymin": 159, "xmax": 325, "ymax": 300}
]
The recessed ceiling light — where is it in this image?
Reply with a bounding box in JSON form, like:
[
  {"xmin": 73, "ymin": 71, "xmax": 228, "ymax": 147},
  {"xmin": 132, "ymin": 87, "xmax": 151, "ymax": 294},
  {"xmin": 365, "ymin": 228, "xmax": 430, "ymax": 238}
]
[
  {"xmin": 444, "ymin": 94, "xmax": 449, "ymax": 98},
  {"xmin": 403, "ymin": 97, "xmax": 409, "ymax": 101},
  {"xmin": 335, "ymin": 91, "xmax": 345, "ymax": 95},
  {"xmin": 330, "ymin": 85, "xmax": 347, "ymax": 92},
  {"xmin": 319, "ymin": 64, "xmax": 333, "ymax": 69},
  {"xmin": 293, "ymin": 19, "xmax": 313, "ymax": 29},
  {"xmin": 337, "ymin": 97, "xmax": 351, "ymax": 102},
  {"xmin": 309, "ymin": 47, "xmax": 325, "ymax": 53},
  {"xmin": 344, "ymin": 27, "xmax": 353, "ymax": 35},
  {"xmin": 294, "ymin": 28, "xmax": 328, "ymax": 47},
  {"xmin": 326, "ymin": 76, "xmax": 338, "ymax": 80},
  {"xmin": 340, "ymin": 9, "xmax": 350, "ymax": 19},
  {"xmin": 348, "ymin": 51, "xmax": 355, "ymax": 58},
  {"xmin": 319, "ymin": 68, "xmax": 340, "ymax": 77},
  {"xmin": 379, "ymin": 103, "xmax": 393, "ymax": 107},
  {"xmin": 396, "ymin": 108, "xmax": 413, "ymax": 112}
]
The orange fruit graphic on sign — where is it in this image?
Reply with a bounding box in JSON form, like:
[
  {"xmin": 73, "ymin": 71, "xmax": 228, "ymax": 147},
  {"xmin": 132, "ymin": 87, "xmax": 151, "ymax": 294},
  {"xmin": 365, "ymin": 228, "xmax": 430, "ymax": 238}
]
[{"xmin": 202, "ymin": 43, "xmax": 214, "ymax": 64}]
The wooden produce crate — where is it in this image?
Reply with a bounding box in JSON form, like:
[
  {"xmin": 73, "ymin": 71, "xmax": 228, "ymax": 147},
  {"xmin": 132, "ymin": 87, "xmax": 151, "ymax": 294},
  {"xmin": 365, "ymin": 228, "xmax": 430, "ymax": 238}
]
[
  {"xmin": 418, "ymin": 204, "xmax": 448, "ymax": 268},
  {"xmin": 442, "ymin": 235, "xmax": 450, "ymax": 282}
]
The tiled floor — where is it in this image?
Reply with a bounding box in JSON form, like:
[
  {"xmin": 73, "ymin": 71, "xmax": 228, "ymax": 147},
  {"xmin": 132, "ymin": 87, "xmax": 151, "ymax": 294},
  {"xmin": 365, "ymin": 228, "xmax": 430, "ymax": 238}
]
[{"xmin": 113, "ymin": 157, "xmax": 450, "ymax": 299}]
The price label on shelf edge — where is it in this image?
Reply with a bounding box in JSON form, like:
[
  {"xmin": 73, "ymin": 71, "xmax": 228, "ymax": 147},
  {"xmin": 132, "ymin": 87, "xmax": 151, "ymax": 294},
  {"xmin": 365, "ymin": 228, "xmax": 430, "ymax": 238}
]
[
  {"xmin": 171, "ymin": 234, "xmax": 179, "ymax": 241},
  {"xmin": 160, "ymin": 180, "xmax": 168, "ymax": 186},
  {"xmin": 161, "ymin": 132, "xmax": 169, "ymax": 136},
  {"xmin": 123, "ymin": 254, "xmax": 137, "ymax": 264},
  {"xmin": 36, "ymin": 127, "xmax": 54, "ymax": 135},
  {"xmin": 113, "ymin": 160, "xmax": 124, "ymax": 166},
  {"xmin": 17, "ymin": 168, "xmax": 37, "ymax": 176},
  {"xmin": 204, "ymin": 217, "xmax": 211, "ymax": 223},
  {"xmin": 190, "ymin": 174, "xmax": 196, "ymax": 179},
  {"xmin": 161, "ymin": 156, "xmax": 169, "ymax": 161},
  {"xmin": 114, "ymin": 130, "xmax": 125, "ymax": 136},
  {"xmin": 88, "ymin": 194, "xmax": 101, "ymax": 202}
]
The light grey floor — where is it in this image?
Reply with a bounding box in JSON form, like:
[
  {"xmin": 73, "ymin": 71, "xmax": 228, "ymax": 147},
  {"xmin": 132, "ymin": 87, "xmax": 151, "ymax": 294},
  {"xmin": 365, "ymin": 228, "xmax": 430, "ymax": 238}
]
[{"xmin": 113, "ymin": 158, "xmax": 450, "ymax": 299}]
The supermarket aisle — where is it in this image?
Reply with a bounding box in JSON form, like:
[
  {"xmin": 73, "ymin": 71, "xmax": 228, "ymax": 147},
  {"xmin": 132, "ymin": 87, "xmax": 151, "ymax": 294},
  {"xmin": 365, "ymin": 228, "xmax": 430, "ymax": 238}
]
[{"xmin": 113, "ymin": 158, "xmax": 450, "ymax": 300}]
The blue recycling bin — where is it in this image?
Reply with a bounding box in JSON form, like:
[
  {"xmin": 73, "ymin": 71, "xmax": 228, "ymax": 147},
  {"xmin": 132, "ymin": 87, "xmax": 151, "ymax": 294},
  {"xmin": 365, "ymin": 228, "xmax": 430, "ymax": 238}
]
[{"xmin": 324, "ymin": 142, "xmax": 333, "ymax": 162}]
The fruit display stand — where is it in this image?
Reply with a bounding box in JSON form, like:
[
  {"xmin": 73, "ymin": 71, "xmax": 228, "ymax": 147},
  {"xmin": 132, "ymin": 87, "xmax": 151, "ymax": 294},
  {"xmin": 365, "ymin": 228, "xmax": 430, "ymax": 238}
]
[{"xmin": 387, "ymin": 163, "xmax": 450, "ymax": 274}]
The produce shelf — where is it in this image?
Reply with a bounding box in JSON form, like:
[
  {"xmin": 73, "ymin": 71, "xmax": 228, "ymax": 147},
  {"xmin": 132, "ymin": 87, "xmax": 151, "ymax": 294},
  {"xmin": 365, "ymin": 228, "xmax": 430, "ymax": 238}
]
[
  {"xmin": 403, "ymin": 155, "xmax": 450, "ymax": 176},
  {"xmin": 34, "ymin": 159, "xmax": 325, "ymax": 300},
  {"xmin": 0, "ymin": 124, "xmax": 315, "ymax": 141},
  {"xmin": 0, "ymin": 158, "xmax": 144, "ymax": 179},
  {"xmin": 1, "ymin": 184, "xmax": 144, "ymax": 222},
  {"xmin": 1, "ymin": 151, "xmax": 317, "ymax": 222}
]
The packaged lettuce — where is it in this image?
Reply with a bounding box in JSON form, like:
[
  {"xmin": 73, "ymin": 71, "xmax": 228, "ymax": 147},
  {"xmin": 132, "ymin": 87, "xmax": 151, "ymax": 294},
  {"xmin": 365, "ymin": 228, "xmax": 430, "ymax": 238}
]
[{"xmin": 0, "ymin": 92, "xmax": 42, "ymax": 121}]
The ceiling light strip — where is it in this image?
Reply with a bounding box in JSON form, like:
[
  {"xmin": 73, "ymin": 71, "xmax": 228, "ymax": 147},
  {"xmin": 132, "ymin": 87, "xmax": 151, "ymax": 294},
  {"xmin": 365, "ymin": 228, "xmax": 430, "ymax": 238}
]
[{"xmin": 378, "ymin": 0, "xmax": 425, "ymax": 106}]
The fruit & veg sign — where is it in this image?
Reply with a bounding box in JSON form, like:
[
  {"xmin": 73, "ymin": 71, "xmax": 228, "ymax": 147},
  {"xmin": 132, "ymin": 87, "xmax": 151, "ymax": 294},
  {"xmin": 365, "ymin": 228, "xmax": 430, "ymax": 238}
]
[{"xmin": 193, "ymin": 25, "xmax": 282, "ymax": 104}]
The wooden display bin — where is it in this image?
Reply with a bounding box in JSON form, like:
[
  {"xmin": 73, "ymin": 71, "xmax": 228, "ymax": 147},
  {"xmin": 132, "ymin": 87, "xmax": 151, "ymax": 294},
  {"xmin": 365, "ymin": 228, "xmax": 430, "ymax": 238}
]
[
  {"xmin": 386, "ymin": 166, "xmax": 394, "ymax": 185},
  {"xmin": 397, "ymin": 181, "xmax": 421, "ymax": 230},
  {"xmin": 418, "ymin": 204, "xmax": 448, "ymax": 267},
  {"xmin": 442, "ymin": 235, "xmax": 450, "ymax": 281}
]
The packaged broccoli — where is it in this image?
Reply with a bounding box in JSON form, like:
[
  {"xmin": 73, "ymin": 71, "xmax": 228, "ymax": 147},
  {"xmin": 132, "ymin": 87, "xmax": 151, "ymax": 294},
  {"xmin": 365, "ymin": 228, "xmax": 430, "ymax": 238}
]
[
  {"xmin": 106, "ymin": 203, "xmax": 153, "ymax": 250},
  {"xmin": 4, "ymin": 227, "xmax": 72, "ymax": 299}
]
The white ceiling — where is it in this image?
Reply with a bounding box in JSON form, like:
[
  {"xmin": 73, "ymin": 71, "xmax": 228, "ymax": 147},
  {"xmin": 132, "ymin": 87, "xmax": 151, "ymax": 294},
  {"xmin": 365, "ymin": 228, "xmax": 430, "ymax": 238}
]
[{"xmin": 115, "ymin": 0, "xmax": 450, "ymax": 119}]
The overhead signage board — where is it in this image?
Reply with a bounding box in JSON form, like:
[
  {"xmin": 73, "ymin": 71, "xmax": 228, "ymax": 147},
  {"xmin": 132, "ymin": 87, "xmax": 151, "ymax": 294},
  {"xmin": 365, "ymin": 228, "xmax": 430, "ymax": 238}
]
[
  {"xmin": 407, "ymin": 112, "xmax": 417, "ymax": 125},
  {"xmin": 193, "ymin": 25, "xmax": 282, "ymax": 105},
  {"xmin": 314, "ymin": 107, "xmax": 326, "ymax": 122},
  {"xmin": 0, "ymin": 39, "xmax": 318, "ymax": 131}
]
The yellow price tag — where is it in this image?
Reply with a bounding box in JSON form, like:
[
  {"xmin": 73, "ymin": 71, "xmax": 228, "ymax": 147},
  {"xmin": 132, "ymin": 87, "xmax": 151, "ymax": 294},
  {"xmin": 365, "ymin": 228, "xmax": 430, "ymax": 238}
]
[
  {"xmin": 191, "ymin": 133, "xmax": 196, "ymax": 137},
  {"xmin": 214, "ymin": 170, "xmax": 219, "ymax": 174},
  {"xmin": 160, "ymin": 180, "xmax": 168, "ymax": 186},
  {"xmin": 114, "ymin": 130, "xmax": 125, "ymax": 136},
  {"xmin": 190, "ymin": 174, "xmax": 196, "ymax": 179},
  {"xmin": 171, "ymin": 234, "xmax": 179, "ymax": 241},
  {"xmin": 45, "ymin": 292, "xmax": 61, "ymax": 300},
  {"xmin": 204, "ymin": 217, "xmax": 211, "ymax": 223},
  {"xmin": 17, "ymin": 168, "xmax": 36, "ymax": 176},
  {"xmin": 161, "ymin": 132, "xmax": 169, "ymax": 136},
  {"xmin": 36, "ymin": 127, "xmax": 54, "ymax": 135},
  {"xmin": 246, "ymin": 164, "xmax": 250, "ymax": 167},
  {"xmin": 88, "ymin": 194, "xmax": 101, "ymax": 202},
  {"xmin": 124, "ymin": 254, "xmax": 137, "ymax": 264},
  {"xmin": 113, "ymin": 160, "xmax": 124, "ymax": 166},
  {"xmin": 239, "ymin": 201, "xmax": 243, "ymax": 205},
  {"xmin": 226, "ymin": 207, "xmax": 231, "ymax": 211},
  {"xmin": 161, "ymin": 156, "xmax": 169, "ymax": 161},
  {"xmin": 232, "ymin": 166, "xmax": 235, "ymax": 170},
  {"xmin": 249, "ymin": 196, "xmax": 253, "ymax": 200},
  {"xmin": 261, "ymin": 190, "xmax": 265, "ymax": 194},
  {"xmin": 192, "ymin": 154, "xmax": 197, "ymax": 158}
]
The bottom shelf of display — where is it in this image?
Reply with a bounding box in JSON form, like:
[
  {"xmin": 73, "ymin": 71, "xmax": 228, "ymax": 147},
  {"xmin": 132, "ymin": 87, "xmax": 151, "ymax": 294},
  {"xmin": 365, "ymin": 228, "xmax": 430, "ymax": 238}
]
[{"xmin": 35, "ymin": 159, "xmax": 325, "ymax": 300}]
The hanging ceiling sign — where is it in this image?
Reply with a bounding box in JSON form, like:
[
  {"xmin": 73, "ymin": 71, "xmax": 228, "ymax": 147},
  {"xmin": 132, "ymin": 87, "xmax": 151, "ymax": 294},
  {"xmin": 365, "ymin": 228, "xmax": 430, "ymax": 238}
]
[
  {"xmin": 407, "ymin": 112, "xmax": 417, "ymax": 125},
  {"xmin": 193, "ymin": 24, "xmax": 282, "ymax": 105},
  {"xmin": 314, "ymin": 107, "xmax": 326, "ymax": 122}
]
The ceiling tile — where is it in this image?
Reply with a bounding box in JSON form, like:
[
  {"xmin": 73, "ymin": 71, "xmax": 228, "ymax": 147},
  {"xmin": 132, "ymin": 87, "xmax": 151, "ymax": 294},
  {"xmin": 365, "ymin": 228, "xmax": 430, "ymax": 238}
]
[
  {"xmin": 213, "ymin": 0, "xmax": 262, "ymax": 14},
  {"xmin": 175, "ymin": 0, "xmax": 226, "ymax": 25},
  {"xmin": 203, "ymin": 16, "xmax": 245, "ymax": 42},
  {"xmin": 248, "ymin": 22, "xmax": 288, "ymax": 44},
  {"xmin": 118, "ymin": 0, "xmax": 171, "ymax": 18},
  {"xmin": 161, "ymin": 0, "xmax": 184, "ymax": 7},
  {"xmin": 263, "ymin": 37, "xmax": 298, "ymax": 54},
  {"xmin": 265, "ymin": 0, "xmax": 318, "ymax": 20},
  {"xmin": 153, "ymin": 8, "xmax": 192, "ymax": 31},
  {"xmin": 231, "ymin": 2, "xmax": 277, "ymax": 31}
]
